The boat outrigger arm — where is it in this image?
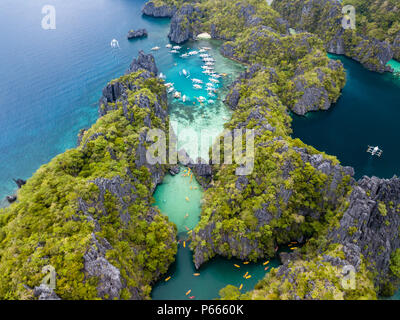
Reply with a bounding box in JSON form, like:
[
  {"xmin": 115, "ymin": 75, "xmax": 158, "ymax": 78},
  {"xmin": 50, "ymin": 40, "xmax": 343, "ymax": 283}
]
[{"xmin": 367, "ymin": 146, "xmax": 383, "ymax": 157}]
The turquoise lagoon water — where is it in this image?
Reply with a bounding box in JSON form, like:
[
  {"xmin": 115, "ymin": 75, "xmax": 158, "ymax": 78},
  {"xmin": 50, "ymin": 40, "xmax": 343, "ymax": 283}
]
[
  {"xmin": 151, "ymin": 43, "xmax": 279, "ymax": 299},
  {"xmin": 152, "ymin": 170, "xmax": 281, "ymax": 300}
]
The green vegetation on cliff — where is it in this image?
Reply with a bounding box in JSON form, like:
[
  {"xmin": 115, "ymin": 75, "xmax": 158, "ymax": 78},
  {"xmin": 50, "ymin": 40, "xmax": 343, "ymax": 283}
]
[{"xmin": 0, "ymin": 69, "xmax": 177, "ymax": 300}]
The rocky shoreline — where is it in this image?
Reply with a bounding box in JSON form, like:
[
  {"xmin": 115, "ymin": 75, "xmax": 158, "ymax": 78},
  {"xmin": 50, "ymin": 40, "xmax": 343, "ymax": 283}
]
[{"xmin": 0, "ymin": 52, "xmax": 178, "ymax": 300}]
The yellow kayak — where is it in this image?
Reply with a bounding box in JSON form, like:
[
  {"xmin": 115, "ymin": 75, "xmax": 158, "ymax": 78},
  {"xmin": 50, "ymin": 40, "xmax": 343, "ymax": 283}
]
[
  {"xmin": 193, "ymin": 273, "xmax": 200, "ymax": 276},
  {"xmin": 185, "ymin": 197, "xmax": 190, "ymax": 202},
  {"xmin": 165, "ymin": 276, "xmax": 171, "ymax": 282},
  {"xmin": 239, "ymin": 284, "xmax": 243, "ymax": 290},
  {"xmin": 243, "ymin": 272, "xmax": 248, "ymax": 278},
  {"xmin": 243, "ymin": 261, "xmax": 249, "ymax": 265},
  {"xmin": 234, "ymin": 264, "xmax": 240, "ymax": 268},
  {"xmin": 186, "ymin": 289, "xmax": 191, "ymax": 296},
  {"xmin": 290, "ymin": 247, "xmax": 297, "ymax": 250},
  {"xmin": 183, "ymin": 241, "xmax": 186, "ymax": 248},
  {"xmin": 263, "ymin": 261, "xmax": 269, "ymax": 265},
  {"xmin": 245, "ymin": 275, "xmax": 251, "ymax": 279}
]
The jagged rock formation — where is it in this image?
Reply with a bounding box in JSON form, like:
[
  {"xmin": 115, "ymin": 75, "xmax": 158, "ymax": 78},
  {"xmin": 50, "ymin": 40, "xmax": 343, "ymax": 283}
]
[
  {"xmin": 239, "ymin": 175, "xmax": 400, "ymax": 299},
  {"xmin": 221, "ymin": 28, "xmax": 346, "ymax": 115},
  {"xmin": 328, "ymin": 176, "xmax": 400, "ymax": 294},
  {"xmin": 393, "ymin": 33, "xmax": 400, "ymax": 62},
  {"xmin": 168, "ymin": 4, "xmax": 201, "ymax": 43},
  {"xmin": 142, "ymin": 0, "xmax": 177, "ymax": 18},
  {"xmin": 0, "ymin": 53, "xmax": 177, "ymax": 300},
  {"xmin": 127, "ymin": 28, "xmax": 148, "ymax": 40},
  {"xmin": 33, "ymin": 284, "xmax": 61, "ymax": 300},
  {"xmin": 272, "ymin": 0, "xmax": 393, "ymax": 73}
]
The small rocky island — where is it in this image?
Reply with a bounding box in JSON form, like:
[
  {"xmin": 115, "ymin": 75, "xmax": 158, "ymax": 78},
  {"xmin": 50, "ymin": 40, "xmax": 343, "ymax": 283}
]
[{"xmin": 127, "ymin": 28, "xmax": 148, "ymax": 40}]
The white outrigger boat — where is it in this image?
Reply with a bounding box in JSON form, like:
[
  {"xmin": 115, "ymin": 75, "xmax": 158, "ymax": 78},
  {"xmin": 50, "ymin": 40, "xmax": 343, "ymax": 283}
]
[
  {"xmin": 367, "ymin": 146, "xmax": 383, "ymax": 157},
  {"xmin": 151, "ymin": 46, "xmax": 160, "ymax": 51}
]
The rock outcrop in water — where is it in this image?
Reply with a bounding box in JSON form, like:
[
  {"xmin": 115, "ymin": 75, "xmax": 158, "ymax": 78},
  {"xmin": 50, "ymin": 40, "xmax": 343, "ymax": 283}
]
[
  {"xmin": 0, "ymin": 52, "xmax": 177, "ymax": 300},
  {"xmin": 127, "ymin": 28, "xmax": 148, "ymax": 40}
]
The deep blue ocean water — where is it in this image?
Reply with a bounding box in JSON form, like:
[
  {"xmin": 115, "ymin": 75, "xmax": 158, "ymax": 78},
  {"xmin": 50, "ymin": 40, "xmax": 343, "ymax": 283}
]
[{"xmin": 0, "ymin": 0, "xmax": 170, "ymax": 205}]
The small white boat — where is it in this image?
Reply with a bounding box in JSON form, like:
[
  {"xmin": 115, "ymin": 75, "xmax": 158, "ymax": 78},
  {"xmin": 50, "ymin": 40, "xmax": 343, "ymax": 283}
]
[
  {"xmin": 202, "ymin": 47, "xmax": 211, "ymax": 50},
  {"xmin": 200, "ymin": 54, "xmax": 209, "ymax": 58},
  {"xmin": 110, "ymin": 39, "xmax": 119, "ymax": 48},
  {"xmin": 158, "ymin": 73, "xmax": 166, "ymax": 80},
  {"xmin": 181, "ymin": 53, "xmax": 189, "ymax": 58},
  {"xmin": 168, "ymin": 87, "xmax": 174, "ymax": 93},
  {"xmin": 210, "ymin": 78, "xmax": 219, "ymax": 83},
  {"xmin": 192, "ymin": 78, "xmax": 203, "ymax": 84},
  {"xmin": 165, "ymin": 82, "xmax": 174, "ymax": 88},
  {"xmin": 208, "ymin": 99, "xmax": 215, "ymax": 104},
  {"xmin": 174, "ymin": 91, "xmax": 181, "ymax": 99},
  {"xmin": 182, "ymin": 69, "xmax": 189, "ymax": 77},
  {"xmin": 182, "ymin": 95, "xmax": 187, "ymax": 102},
  {"xmin": 208, "ymin": 92, "xmax": 216, "ymax": 97},
  {"xmin": 188, "ymin": 51, "xmax": 198, "ymax": 55},
  {"xmin": 199, "ymin": 49, "xmax": 207, "ymax": 53},
  {"xmin": 166, "ymin": 44, "xmax": 172, "ymax": 48},
  {"xmin": 172, "ymin": 45, "xmax": 182, "ymax": 50},
  {"xmin": 198, "ymin": 96, "xmax": 206, "ymax": 102},
  {"xmin": 193, "ymin": 84, "xmax": 202, "ymax": 89},
  {"xmin": 151, "ymin": 46, "xmax": 160, "ymax": 51},
  {"xmin": 170, "ymin": 50, "xmax": 179, "ymax": 53}
]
